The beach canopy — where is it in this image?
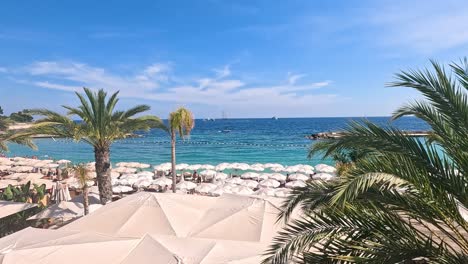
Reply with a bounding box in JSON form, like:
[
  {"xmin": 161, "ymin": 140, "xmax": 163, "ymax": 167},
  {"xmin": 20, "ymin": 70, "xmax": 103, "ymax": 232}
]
[
  {"xmin": 0, "ymin": 228, "xmax": 268, "ymax": 264},
  {"xmin": 0, "ymin": 201, "xmax": 37, "ymax": 219},
  {"xmin": 60, "ymin": 192, "xmax": 286, "ymax": 242}
]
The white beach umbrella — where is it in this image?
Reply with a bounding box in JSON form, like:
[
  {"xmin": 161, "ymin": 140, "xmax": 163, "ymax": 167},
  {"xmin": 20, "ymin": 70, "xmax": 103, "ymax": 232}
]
[
  {"xmin": 57, "ymin": 159, "xmax": 71, "ymax": 164},
  {"xmin": 0, "ymin": 157, "xmax": 13, "ymax": 165},
  {"xmin": 275, "ymin": 188, "xmax": 291, "ymax": 197},
  {"xmin": 313, "ymin": 173, "xmax": 336, "ymax": 181},
  {"xmin": 271, "ymin": 167, "xmax": 285, "ymax": 172},
  {"xmin": 225, "ymin": 177, "xmax": 244, "ymax": 185},
  {"xmin": 214, "ymin": 172, "xmax": 228, "ymax": 180},
  {"xmin": 215, "ymin": 162, "xmax": 230, "ymax": 171},
  {"xmin": 195, "ymin": 183, "xmax": 217, "ymax": 193},
  {"xmin": 315, "ymin": 164, "xmax": 337, "ymax": 174},
  {"xmin": 51, "ymin": 182, "xmax": 71, "ymax": 203},
  {"xmin": 44, "ymin": 163, "xmax": 60, "ymax": 169},
  {"xmin": 264, "ymin": 163, "xmax": 284, "ymax": 169},
  {"xmin": 288, "ymin": 173, "xmax": 309, "ymax": 181},
  {"xmin": 259, "ymin": 179, "xmax": 280, "ymax": 188},
  {"xmin": 231, "ymin": 185, "xmax": 255, "ymax": 195},
  {"xmin": 209, "ymin": 186, "xmax": 226, "ymax": 196},
  {"xmin": 152, "ymin": 176, "xmax": 173, "ymax": 186},
  {"xmin": 241, "ymin": 172, "xmax": 259, "ymax": 179},
  {"xmin": 251, "ymin": 163, "xmax": 264, "ymax": 167},
  {"xmin": 249, "ymin": 165, "xmax": 264, "ymax": 171},
  {"xmin": 255, "ymin": 188, "xmax": 277, "ymax": 196},
  {"xmin": 199, "ymin": 170, "xmax": 217, "ymax": 179},
  {"xmin": 113, "ymin": 167, "xmax": 137, "ymax": 174},
  {"xmin": 154, "ymin": 163, "xmax": 172, "ymax": 171},
  {"xmin": 110, "ymin": 171, "xmax": 120, "ymax": 178},
  {"xmin": 186, "ymin": 164, "xmax": 202, "ymax": 170},
  {"xmin": 0, "ymin": 165, "xmax": 11, "ymax": 171},
  {"xmin": 201, "ymin": 164, "xmax": 215, "ymax": 170},
  {"xmin": 119, "ymin": 174, "xmax": 138, "ymax": 180},
  {"xmin": 299, "ymin": 169, "xmax": 315, "ymax": 175},
  {"xmin": 251, "ymin": 173, "xmax": 269, "ymax": 181},
  {"xmin": 268, "ymin": 173, "xmax": 287, "ymax": 182},
  {"xmin": 116, "ymin": 179, "xmax": 129, "ymax": 186},
  {"xmin": 112, "ymin": 185, "xmax": 133, "ymax": 193},
  {"xmin": 240, "ymin": 180, "xmax": 259, "ymax": 189},
  {"xmin": 135, "ymin": 178, "xmax": 152, "ymax": 188},
  {"xmin": 175, "ymin": 163, "xmax": 189, "ymax": 170},
  {"xmin": 222, "ymin": 183, "xmax": 238, "ymax": 189},
  {"xmin": 231, "ymin": 162, "xmax": 250, "ymax": 171},
  {"xmin": 136, "ymin": 171, "xmax": 154, "ymax": 177},
  {"xmin": 176, "ymin": 181, "xmax": 197, "ymax": 190},
  {"xmin": 284, "ymin": 166, "xmax": 300, "ymax": 173},
  {"xmin": 116, "ymin": 162, "xmax": 128, "ymax": 167},
  {"xmin": 285, "ymin": 180, "xmax": 307, "ymax": 188},
  {"xmin": 138, "ymin": 163, "xmax": 151, "ymax": 169},
  {"xmin": 10, "ymin": 166, "xmax": 34, "ymax": 173}
]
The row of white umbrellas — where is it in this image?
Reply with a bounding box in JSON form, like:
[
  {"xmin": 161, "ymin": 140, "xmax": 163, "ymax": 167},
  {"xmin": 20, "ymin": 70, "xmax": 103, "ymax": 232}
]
[{"xmin": 151, "ymin": 162, "xmax": 336, "ymax": 174}]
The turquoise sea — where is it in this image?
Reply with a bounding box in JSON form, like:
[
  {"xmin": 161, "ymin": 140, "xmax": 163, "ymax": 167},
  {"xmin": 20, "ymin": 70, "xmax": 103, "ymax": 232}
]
[{"xmin": 6, "ymin": 117, "xmax": 429, "ymax": 166}]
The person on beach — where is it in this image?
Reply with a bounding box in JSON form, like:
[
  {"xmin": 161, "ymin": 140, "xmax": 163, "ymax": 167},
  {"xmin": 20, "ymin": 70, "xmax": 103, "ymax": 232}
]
[{"xmin": 192, "ymin": 170, "xmax": 198, "ymax": 182}]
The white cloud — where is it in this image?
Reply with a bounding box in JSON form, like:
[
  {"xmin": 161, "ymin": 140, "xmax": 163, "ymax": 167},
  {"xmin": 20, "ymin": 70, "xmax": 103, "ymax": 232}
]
[
  {"xmin": 287, "ymin": 73, "xmax": 306, "ymax": 85},
  {"xmin": 368, "ymin": 0, "xmax": 468, "ymax": 53},
  {"xmin": 213, "ymin": 65, "xmax": 231, "ymax": 79},
  {"xmin": 23, "ymin": 61, "xmax": 171, "ymax": 97},
  {"xmin": 14, "ymin": 60, "xmax": 336, "ymax": 114}
]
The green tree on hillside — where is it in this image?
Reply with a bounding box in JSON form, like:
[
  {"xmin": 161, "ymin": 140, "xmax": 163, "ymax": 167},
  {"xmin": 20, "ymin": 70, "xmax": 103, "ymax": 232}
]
[{"xmin": 9, "ymin": 110, "xmax": 33, "ymax": 123}]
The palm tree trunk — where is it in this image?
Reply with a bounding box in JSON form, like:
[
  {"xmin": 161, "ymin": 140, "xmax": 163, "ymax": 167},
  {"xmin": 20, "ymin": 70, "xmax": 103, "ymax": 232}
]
[
  {"xmin": 171, "ymin": 129, "xmax": 176, "ymax": 193},
  {"xmin": 83, "ymin": 185, "xmax": 89, "ymax": 215},
  {"xmin": 94, "ymin": 146, "xmax": 112, "ymax": 204}
]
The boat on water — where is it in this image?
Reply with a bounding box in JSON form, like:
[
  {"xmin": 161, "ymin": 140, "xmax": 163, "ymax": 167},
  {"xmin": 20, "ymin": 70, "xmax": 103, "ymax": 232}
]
[{"xmin": 272, "ymin": 116, "xmax": 278, "ymax": 120}]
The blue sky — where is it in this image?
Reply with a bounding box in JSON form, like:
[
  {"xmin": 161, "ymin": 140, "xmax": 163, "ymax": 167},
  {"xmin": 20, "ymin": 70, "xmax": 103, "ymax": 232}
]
[{"xmin": 0, "ymin": 0, "xmax": 467, "ymax": 118}]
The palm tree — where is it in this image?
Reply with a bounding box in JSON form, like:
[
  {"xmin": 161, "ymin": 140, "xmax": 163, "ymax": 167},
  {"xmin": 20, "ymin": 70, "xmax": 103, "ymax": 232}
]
[
  {"xmin": 30, "ymin": 88, "xmax": 164, "ymax": 204},
  {"xmin": 263, "ymin": 58, "xmax": 468, "ymax": 263},
  {"xmin": 74, "ymin": 164, "xmax": 91, "ymax": 215},
  {"xmin": 167, "ymin": 107, "xmax": 194, "ymax": 192},
  {"xmin": 0, "ymin": 118, "xmax": 36, "ymax": 152}
]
